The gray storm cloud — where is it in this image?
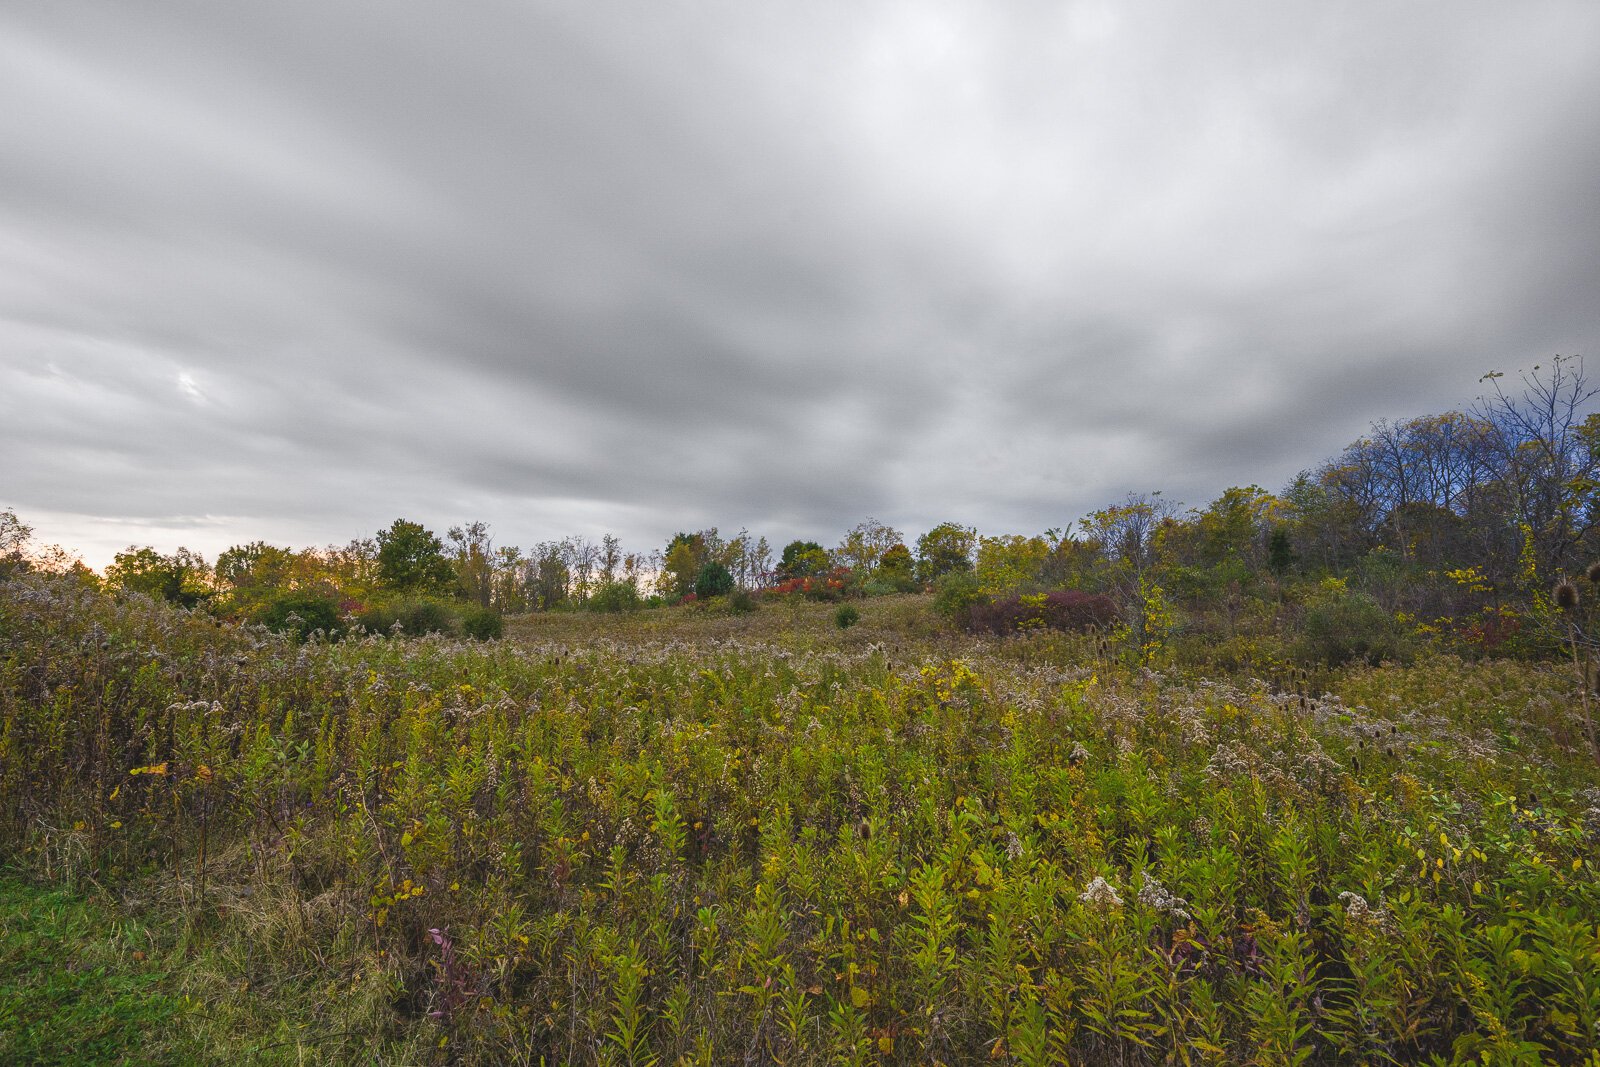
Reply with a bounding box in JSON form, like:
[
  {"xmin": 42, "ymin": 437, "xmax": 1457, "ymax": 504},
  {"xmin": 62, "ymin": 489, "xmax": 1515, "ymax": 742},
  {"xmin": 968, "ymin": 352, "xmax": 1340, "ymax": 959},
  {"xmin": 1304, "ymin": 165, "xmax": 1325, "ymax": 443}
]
[{"xmin": 2, "ymin": 1, "xmax": 1598, "ymax": 567}]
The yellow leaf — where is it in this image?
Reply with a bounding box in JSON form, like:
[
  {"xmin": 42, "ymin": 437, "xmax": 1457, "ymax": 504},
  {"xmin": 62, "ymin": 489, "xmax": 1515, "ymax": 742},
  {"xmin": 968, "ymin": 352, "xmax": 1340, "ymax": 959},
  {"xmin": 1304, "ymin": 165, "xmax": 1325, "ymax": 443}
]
[
  {"xmin": 878, "ymin": 1036, "xmax": 894, "ymax": 1054},
  {"xmin": 850, "ymin": 986, "xmax": 870, "ymax": 1009}
]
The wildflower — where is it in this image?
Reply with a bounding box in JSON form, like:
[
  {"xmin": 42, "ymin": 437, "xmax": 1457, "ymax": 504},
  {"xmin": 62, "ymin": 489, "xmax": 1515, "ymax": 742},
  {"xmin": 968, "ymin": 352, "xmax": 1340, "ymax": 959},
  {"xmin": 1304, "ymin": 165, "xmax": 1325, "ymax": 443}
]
[
  {"xmin": 1068, "ymin": 742, "xmax": 1091, "ymax": 764},
  {"xmin": 1337, "ymin": 890, "xmax": 1394, "ymax": 932},
  {"xmin": 1078, "ymin": 875, "xmax": 1123, "ymax": 910},
  {"xmin": 1136, "ymin": 875, "xmax": 1189, "ymax": 919}
]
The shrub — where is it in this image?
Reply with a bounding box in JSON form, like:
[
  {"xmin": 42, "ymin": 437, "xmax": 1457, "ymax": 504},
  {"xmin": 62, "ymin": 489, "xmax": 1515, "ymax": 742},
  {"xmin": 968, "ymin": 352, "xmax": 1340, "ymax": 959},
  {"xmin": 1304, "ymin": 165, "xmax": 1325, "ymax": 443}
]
[
  {"xmin": 728, "ymin": 588, "xmax": 757, "ymax": 615},
  {"xmin": 587, "ymin": 580, "xmax": 642, "ymax": 613},
  {"xmin": 693, "ymin": 562, "xmax": 735, "ymax": 600},
  {"xmin": 398, "ymin": 599, "xmax": 456, "ymax": 637},
  {"xmin": 254, "ymin": 592, "xmax": 342, "ymax": 641},
  {"xmin": 960, "ymin": 590, "xmax": 1119, "ymax": 636},
  {"xmin": 1296, "ymin": 588, "xmax": 1408, "ymax": 666},
  {"xmin": 932, "ymin": 569, "xmax": 983, "ymax": 620},
  {"xmin": 351, "ymin": 603, "xmax": 400, "ymax": 636},
  {"xmin": 834, "ymin": 604, "xmax": 860, "ymax": 629},
  {"xmin": 460, "ymin": 606, "xmax": 504, "ymax": 640}
]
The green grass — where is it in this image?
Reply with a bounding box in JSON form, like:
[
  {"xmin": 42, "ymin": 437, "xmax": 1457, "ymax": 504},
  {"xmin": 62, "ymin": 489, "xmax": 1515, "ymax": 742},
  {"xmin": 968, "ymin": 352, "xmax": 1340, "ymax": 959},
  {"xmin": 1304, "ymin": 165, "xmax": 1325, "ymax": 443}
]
[{"xmin": 0, "ymin": 876, "xmax": 192, "ymax": 1065}]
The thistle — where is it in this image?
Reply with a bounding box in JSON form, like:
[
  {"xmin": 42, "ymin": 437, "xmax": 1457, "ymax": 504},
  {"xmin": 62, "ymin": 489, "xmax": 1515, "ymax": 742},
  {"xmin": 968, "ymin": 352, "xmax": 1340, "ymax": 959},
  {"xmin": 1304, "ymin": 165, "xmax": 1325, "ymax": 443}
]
[{"xmin": 1555, "ymin": 580, "xmax": 1579, "ymax": 611}]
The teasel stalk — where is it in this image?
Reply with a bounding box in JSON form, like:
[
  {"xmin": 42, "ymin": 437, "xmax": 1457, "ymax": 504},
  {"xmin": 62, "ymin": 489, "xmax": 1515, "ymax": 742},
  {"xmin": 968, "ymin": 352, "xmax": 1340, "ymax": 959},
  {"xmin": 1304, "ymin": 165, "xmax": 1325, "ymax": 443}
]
[{"xmin": 1555, "ymin": 576, "xmax": 1599, "ymax": 761}]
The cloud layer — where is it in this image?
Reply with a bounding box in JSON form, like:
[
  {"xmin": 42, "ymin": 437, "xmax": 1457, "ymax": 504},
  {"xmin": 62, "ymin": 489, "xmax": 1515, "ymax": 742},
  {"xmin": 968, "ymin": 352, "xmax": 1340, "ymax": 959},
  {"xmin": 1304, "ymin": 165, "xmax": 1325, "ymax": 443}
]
[{"xmin": 4, "ymin": 1, "xmax": 1599, "ymax": 566}]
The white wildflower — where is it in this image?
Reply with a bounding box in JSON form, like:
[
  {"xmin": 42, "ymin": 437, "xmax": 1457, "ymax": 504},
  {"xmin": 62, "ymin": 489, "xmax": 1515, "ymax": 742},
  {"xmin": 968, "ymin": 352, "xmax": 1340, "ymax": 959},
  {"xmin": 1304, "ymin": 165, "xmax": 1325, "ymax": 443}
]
[
  {"xmin": 1338, "ymin": 890, "xmax": 1394, "ymax": 932},
  {"xmin": 1078, "ymin": 876, "xmax": 1123, "ymax": 909},
  {"xmin": 1136, "ymin": 876, "xmax": 1190, "ymax": 919}
]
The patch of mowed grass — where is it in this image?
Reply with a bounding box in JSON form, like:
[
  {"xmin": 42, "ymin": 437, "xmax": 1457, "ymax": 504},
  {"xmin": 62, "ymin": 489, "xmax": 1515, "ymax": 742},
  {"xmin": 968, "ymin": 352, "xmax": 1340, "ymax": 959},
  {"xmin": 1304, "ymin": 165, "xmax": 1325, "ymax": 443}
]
[{"xmin": 0, "ymin": 876, "xmax": 191, "ymax": 1065}]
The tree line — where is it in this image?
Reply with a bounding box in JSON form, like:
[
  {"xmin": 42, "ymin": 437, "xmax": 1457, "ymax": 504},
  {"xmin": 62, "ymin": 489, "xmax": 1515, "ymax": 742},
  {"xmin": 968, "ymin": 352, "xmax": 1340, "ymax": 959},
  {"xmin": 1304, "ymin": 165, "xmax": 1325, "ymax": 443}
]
[{"xmin": 4, "ymin": 357, "xmax": 1596, "ymax": 661}]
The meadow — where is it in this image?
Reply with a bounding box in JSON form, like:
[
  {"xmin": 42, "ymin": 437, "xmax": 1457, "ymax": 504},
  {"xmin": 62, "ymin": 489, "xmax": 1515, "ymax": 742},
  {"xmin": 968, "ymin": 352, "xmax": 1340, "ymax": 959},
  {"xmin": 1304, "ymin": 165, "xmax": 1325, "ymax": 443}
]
[{"xmin": 3, "ymin": 571, "xmax": 1599, "ymax": 1065}]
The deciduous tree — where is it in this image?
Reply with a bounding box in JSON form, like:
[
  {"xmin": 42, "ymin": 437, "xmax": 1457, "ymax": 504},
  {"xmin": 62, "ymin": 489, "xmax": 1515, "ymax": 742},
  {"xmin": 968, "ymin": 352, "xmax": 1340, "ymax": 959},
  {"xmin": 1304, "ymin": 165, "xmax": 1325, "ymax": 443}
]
[{"xmin": 375, "ymin": 519, "xmax": 453, "ymax": 595}]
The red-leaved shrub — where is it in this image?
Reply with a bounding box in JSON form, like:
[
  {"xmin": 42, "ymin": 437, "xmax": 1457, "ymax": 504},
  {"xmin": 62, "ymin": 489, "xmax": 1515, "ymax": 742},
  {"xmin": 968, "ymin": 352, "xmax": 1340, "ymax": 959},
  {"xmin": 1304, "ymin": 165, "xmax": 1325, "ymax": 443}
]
[{"xmin": 961, "ymin": 590, "xmax": 1119, "ymax": 636}]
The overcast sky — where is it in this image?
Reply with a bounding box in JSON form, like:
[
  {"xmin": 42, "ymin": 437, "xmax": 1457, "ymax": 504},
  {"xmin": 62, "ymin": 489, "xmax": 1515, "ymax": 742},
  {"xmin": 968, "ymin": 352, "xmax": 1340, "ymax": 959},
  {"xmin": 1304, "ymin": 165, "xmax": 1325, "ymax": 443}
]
[{"xmin": 3, "ymin": 2, "xmax": 1598, "ymax": 568}]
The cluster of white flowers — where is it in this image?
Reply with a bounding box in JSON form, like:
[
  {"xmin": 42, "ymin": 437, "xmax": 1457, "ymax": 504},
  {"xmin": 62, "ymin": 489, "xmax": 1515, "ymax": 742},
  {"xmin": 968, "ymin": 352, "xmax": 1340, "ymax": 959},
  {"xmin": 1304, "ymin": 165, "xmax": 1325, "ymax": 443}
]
[
  {"xmin": 1078, "ymin": 876, "xmax": 1123, "ymax": 909},
  {"xmin": 1203, "ymin": 741, "xmax": 1255, "ymax": 780},
  {"xmin": 1337, "ymin": 891, "xmax": 1394, "ymax": 932},
  {"xmin": 1136, "ymin": 875, "xmax": 1190, "ymax": 919},
  {"xmin": 1175, "ymin": 705, "xmax": 1212, "ymax": 747}
]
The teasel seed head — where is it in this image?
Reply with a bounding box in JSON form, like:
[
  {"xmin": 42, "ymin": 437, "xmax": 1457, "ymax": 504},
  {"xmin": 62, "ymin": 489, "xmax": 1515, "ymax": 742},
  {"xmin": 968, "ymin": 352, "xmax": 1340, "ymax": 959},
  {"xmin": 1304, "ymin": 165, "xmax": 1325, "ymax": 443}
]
[{"xmin": 1555, "ymin": 579, "xmax": 1580, "ymax": 611}]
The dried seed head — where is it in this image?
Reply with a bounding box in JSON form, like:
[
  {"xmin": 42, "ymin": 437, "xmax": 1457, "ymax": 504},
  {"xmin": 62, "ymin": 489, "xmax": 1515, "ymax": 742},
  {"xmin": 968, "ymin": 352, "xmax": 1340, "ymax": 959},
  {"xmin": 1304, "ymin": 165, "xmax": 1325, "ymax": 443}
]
[
  {"xmin": 1587, "ymin": 561, "xmax": 1600, "ymax": 584},
  {"xmin": 1555, "ymin": 580, "xmax": 1580, "ymax": 611},
  {"xmin": 857, "ymin": 818, "xmax": 871, "ymax": 841}
]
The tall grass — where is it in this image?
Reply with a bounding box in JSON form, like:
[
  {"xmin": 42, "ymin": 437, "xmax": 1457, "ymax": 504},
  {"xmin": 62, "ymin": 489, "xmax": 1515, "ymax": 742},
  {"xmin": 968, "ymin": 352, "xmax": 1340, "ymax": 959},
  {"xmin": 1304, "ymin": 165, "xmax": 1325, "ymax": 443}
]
[{"xmin": 3, "ymin": 571, "xmax": 1598, "ymax": 1063}]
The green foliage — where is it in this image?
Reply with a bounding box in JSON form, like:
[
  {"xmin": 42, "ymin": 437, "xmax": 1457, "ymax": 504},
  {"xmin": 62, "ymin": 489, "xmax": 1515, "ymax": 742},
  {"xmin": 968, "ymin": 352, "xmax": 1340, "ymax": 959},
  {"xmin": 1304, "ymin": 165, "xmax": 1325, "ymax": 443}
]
[
  {"xmin": 104, "ymin": 546, "xmax": 211, "ymax": 608},
  {"xmin": 975, "ymin": 533, "xmax": 1051, "ymax": 594},
  {"xmin": 0, "ymin": 879, "xmax": 195, "ymax": 1065},
  {"xmin": 4, "ymin": 569, "xmax": 1600, "ymax": 1064},
  {"xmin": 834, "ymin": 518, "xmax": 902, "ymax": 573},
  {"xmin": 660, "ymin": 531, "xmax": 709, "ymax": 600},
  {"xmin": 915, "ymin": 521, "xmax": 977, "ymax": 583},
  {"xmin": 214, "ymin": 540, "xmax": 294, "ymax": 595},
  {"xmin": 931, "ymin": 568, "xmax": 983, "ymax": 620},
  {"xmin": 833, "ymin": 604, "xmax": 860, "ymax": 629},
  {"xmin": 693, "ymin": 560, "xmax": 735, "ymax": 599},
  {"xmin": 351, "ymin": 601, "xmax": 400, "ymax": 635},
  {"xmin": 1268, "ymin": 526, "xmax": 1295, "ymax": 576},
  {"xmin": 353, "ymin": 597, "xmax": 457, "ymax": 637},
  {"xmin": 1298, "ymin": 581, "xmax": 1410, "ymax": 666},
  {"xmin": 874, "ymin": 542, "xmax": 918, "ymax": 592},
  {"xmin": 374, "ymin": 518, "xmax": 454, "ymax": 595},
  {"xmin": 587, "ymin": 579, "xmax": 643, "ymax": 613},
  {"xmin": 460, "ymin": 605, "xmax": 504, "ymax": 640},
  {"xmin": 778, "ymin": 539, "xmax": 828, "ymax": 580},
  {"xmin": 397, "ymin": 597, "xmax": 456, "ymax": 636},
  {"xmin": 254, "ymin": 591, "xmax": 342, "ymax": 641}
]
